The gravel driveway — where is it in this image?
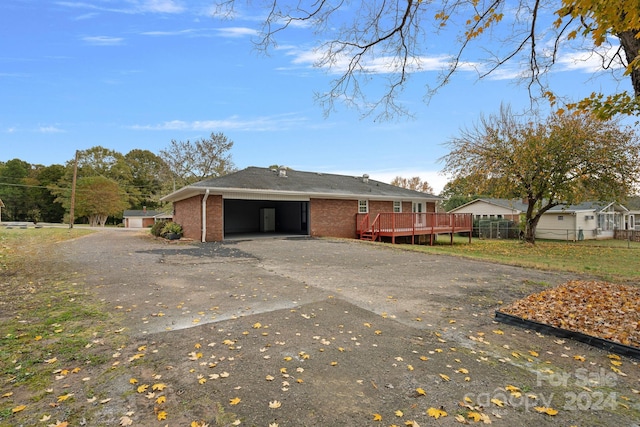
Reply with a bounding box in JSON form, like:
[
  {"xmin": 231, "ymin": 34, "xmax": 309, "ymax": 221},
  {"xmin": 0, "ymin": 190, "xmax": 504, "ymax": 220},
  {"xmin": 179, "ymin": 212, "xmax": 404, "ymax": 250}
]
[{"xmin": 56, "ymin": 231, "xmax": 639, "ymax": 427}]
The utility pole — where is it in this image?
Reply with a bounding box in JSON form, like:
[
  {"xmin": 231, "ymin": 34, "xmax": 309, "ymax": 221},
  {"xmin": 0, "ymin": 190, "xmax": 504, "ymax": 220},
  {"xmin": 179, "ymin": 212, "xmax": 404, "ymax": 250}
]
[{"xmin": 69, "ymin": 150, "xmax": 78, "ymax": 229}]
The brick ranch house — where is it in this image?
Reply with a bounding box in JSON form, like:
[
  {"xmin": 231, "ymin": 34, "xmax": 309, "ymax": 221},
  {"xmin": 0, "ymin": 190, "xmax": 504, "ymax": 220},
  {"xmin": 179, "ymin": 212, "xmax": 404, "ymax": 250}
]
[{"xmin": 160, "ymin": 167, "xmax": 443, "ymax": 242}]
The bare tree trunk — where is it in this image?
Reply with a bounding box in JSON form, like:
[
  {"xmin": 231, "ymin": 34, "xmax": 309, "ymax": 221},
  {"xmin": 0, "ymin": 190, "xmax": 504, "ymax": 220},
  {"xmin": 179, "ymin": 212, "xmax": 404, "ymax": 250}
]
[
  {"xmin": 617, "ymin": 30, "xmax": 640, "ymax": 98},
  {"xmin": 524, "ymin": 219, "xmax": 536, "ymax": 244}
]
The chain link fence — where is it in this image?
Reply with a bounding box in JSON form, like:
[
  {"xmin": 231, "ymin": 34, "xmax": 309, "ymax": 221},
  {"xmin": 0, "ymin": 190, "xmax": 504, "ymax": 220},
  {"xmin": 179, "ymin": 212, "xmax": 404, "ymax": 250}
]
[{"xmin": 472, "ymin": 220, "xmax": 640, "ymax": 248}]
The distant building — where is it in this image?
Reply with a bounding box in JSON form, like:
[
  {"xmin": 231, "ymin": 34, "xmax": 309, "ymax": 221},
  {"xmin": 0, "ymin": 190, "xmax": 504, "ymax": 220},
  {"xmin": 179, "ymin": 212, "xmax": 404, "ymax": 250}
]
[{"xmin": 123, "ymin": 209, "xmax": 172, "ymax": 228}]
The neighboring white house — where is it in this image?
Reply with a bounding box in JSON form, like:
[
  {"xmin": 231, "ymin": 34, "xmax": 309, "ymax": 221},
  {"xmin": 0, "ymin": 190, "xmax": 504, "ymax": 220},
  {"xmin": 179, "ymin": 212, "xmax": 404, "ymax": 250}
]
[
  {"xmin": 449, "ymin": 198, "xmax": 634, "ymax": 240},
  {"xmin": 626, "ymin": 210, "xmax": 639, "ymax": 231},
  {"xmin": 536, "ymin": 202, "xmax": 629, "ymax": 240},
  {"xmin": 447, "ymin": 198, "xmax": 528, "ymax": 222}
]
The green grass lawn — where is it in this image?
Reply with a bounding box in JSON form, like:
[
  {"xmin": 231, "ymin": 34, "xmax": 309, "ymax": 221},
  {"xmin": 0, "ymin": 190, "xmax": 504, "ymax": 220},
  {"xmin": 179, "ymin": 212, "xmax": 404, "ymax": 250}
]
[
  {"xmin": 0, "ymin": 226, "xmax": 123, "ymax": 424},
  {"xmin": 397, "ymin": 235, "xmax": 640, "ymax": 282}
]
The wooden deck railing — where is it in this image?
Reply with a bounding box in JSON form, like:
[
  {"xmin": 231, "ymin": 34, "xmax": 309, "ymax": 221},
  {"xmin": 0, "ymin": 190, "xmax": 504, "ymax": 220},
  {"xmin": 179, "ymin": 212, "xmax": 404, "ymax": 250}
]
[{"xmin": 357, "ymin": 212, "xmax": 472, "ymax": 245}]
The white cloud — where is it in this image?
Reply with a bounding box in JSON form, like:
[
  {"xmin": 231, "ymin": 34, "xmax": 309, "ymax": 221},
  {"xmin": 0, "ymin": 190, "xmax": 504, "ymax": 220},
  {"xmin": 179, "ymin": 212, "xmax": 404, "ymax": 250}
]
[
  {"xmin": 281, "ymin": 44, "xmax": 473, "ymax": 78},
  {"xmin": 56, "ymin": 0, "xmax": 184, "ymax": 15},
  {"xmin": 38, "ymin": 126, "xmax": 65, "ymax": 133},
  {"xmin": 130, "ymin": 114, "xmax": 308, "ymax": 132},
  {"xmin": 83, "ymin": 36, "xmax": 124, "ymax": 46},
  {"xmin": 556, "ymin": 45, "xmax": 624, "ymax": 73},
  {"xmin": 141, "ymin": 29, "xmax": 198, "ymax": 36},
  {"xmin": 215, "ymin": 27, "xmax": 258, "ymax": 38},
  {"xmin": 139, "ymin": 0, "xmax": 184, "ymax": 14}
]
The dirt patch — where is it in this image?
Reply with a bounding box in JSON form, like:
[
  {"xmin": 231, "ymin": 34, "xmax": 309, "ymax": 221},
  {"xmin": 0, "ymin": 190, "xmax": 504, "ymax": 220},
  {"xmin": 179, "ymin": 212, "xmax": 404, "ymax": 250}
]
[{"xmin": 2, "ymin": 232, "xmax": 639, "ymax": 426}]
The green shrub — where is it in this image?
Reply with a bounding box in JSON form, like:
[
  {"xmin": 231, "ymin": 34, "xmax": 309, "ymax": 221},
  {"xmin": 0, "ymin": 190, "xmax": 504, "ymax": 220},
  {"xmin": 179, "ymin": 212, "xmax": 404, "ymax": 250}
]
[
  {"xmin": 161, "ymin": 221, "xmax": 183, "ymax": 236},
  {"xmin": 150, "ymin": 220, "xmax": 168, "ymax": 237}
]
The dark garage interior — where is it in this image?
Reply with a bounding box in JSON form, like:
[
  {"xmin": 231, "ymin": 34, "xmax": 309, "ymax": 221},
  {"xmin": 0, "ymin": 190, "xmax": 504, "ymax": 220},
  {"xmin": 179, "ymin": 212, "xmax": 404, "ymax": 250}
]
[{"xmin": 224, "ymin": 199, "xmax": 309, "ymax": 238}]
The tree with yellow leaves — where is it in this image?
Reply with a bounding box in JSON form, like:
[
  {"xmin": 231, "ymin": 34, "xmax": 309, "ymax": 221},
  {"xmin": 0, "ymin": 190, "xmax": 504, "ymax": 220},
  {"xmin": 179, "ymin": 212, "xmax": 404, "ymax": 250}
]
[
  {"xmin": 215, "ymin": 0, "xmax": 639, "ymax": 119},
  {"xmin": 441, "ymin": 106, "xmax": 640, "ymax": 243}
]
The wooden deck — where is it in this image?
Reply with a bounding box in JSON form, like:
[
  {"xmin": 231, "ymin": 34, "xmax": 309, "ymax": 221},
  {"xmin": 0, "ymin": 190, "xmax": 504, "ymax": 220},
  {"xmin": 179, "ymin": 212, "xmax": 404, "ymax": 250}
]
[{"xmin": 357, "ymin": 212, "xmax": 473, "ymax": 245}]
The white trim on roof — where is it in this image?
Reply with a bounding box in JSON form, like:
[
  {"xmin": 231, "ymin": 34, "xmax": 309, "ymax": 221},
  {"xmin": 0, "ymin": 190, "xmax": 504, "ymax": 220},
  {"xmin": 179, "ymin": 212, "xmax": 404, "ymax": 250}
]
[{"xmin": 161, "ymin": 186, "xmax": 438, "ymax": 203}]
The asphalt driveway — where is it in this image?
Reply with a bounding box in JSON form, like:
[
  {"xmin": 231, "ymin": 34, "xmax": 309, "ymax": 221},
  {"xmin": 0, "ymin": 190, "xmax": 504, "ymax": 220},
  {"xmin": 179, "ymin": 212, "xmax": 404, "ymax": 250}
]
[{"xmin": 55, "ymin": 231, "xmax": 639, "ymax": 426}]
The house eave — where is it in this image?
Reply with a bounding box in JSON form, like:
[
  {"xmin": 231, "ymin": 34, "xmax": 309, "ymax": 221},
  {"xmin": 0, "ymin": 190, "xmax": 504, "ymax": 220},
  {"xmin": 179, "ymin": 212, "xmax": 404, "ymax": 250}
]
[{"xmin": 161, "ymin": 186, "xmax": 440, "ymax": 203}]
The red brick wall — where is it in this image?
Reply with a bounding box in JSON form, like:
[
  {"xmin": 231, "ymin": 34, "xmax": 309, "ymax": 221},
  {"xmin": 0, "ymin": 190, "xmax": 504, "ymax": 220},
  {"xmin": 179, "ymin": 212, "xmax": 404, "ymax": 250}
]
[
  {"xmin": 175, "ymin": 195, "xmax": 439, "ymax": 242},
  {"xmin": 369, "ymin": 200, "xmax": 393, "ymax": 217},
  {"xmin": 205, "ymin": 196, "xmax": 223, "ymax": 242},
  {"xmin": 173, "ymin": 195, "xmax": 202, "ymax": 241},
  {"xmin": 173, "ymin": 195, "xmax": 224, "ymax": 242},
  {"xmin": 142, "ymin": 218, "xmax": 155, "ymax": 228},
  {"xmin": 310, "ymin": 199, "xmax": 358, "ymax": 238}
]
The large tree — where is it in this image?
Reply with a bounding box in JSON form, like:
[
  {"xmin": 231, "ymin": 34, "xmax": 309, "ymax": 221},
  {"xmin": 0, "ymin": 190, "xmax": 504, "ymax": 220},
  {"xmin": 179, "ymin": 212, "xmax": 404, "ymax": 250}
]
[
  {"xmin": 216, "ymin": 0, "xmax": 640, "ymax": 119},
  {"xmin": 31, "ymin": 164, "xmax": 66, "ymax": 223},
  {"xmin": 160, "ymin": 132, "xmax": 236, "ymax": 189},
  {"xmin": 74, "ymin": 146, "xmax": 139, "ymax": 207},
  {"xmin": 57, "ymin": 176, "xmax": 128, "ymax": 227},
  {"xmin": 124, "ymin": 149, "xmax": 170, "ymax": 209},
  {"xmin": 441, "ymin": 108, "xmax": 640, "ymax": 243},
  {"xmin": 0, "ymin": 159, "xmax": 31, "ymax": 221},
  {"xmin": 390, "ymin": 176, "xmax": 434, "ymax": 194}
]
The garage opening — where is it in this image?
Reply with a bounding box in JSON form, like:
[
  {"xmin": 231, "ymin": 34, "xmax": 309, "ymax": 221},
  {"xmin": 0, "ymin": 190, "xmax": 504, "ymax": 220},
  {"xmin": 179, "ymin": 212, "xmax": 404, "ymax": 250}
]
[{"xmin": 224, "ymin": 200, "xmax": 309, "ymax": 239}]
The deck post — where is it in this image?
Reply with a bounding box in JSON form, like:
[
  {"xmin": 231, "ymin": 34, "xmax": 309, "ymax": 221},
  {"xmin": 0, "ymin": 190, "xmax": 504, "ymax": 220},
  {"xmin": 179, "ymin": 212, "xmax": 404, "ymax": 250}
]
[
  {"xmin": 450, "ymin": 215, "xmax": 455, "ymax": 245},
  {"xmin": 412, "ymin": 213, "xmax": 415, "ymax": 245}
]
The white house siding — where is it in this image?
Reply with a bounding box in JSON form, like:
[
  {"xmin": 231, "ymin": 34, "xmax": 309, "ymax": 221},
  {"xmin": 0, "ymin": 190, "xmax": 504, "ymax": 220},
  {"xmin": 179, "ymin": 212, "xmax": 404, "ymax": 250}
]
[
  {"xmin": 537, "ymin": 210, "xmax": 602, "ymax": 241},
  {"xmin": 536, "ymin": 212, "xmax": 578, "ymax": 240},
  {"xmin": 451, "ymin": 201, "xmax": 521, "ymax": 221},
  {"xmin": 576, "ymin": 212, "xmax": 598, "ymax": 239}
]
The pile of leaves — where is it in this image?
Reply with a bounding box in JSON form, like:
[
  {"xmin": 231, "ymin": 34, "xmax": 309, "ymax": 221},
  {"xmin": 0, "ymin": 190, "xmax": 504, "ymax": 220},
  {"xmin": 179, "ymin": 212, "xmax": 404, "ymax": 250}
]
[{"xmin": 498, "ymin": 280, "xmax": 640, "ymax": 349}]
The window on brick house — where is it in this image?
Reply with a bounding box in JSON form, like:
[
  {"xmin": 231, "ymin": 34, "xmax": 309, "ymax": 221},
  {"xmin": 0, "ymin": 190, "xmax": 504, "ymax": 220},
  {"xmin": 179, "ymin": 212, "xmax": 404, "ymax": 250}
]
[
  {"xmin": 393, "ymin": 201, "xmax": 402, "ymax": 213},
  {"xmin": 358, "ymin": 200, "xmax": 368, "ymax": 213}
]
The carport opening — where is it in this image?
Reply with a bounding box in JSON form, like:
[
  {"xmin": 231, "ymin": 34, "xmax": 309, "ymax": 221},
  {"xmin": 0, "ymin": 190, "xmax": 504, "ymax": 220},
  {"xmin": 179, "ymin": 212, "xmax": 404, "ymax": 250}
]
[{"xmin": 224, "ymin": 200, "xmax": 309, "ymax": 239}]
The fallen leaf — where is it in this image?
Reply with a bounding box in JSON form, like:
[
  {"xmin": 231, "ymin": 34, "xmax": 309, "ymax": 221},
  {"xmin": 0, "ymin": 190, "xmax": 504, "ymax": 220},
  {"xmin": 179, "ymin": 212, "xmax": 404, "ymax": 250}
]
[
  {"xmin": 229, "ymin": 397, "xmax": 241, "ymax": 406},
  {"xmin": 490, "ymin": 398, "xmax": 504, "ymax": 407},
  {"xmin": 427, "ymin": 407, "xmax": 447, "ymax": 419},
  {"xmin": 454, "ymin": 414, "xmax": 468, "ymax": 423},
  {"xmin": 467, "ymin": 412, "xmax": 483, "ymax": 422},
  {"xmin": 533, "ymin": 406, "xmax": 558, "ymax": 416},
  {"xmin": 269, "ymin": 400, "xmax": 282, "ymax": 409},
  {"xmin": 57, "ymin": 393, "xmax": 73, "ymax": 402}
]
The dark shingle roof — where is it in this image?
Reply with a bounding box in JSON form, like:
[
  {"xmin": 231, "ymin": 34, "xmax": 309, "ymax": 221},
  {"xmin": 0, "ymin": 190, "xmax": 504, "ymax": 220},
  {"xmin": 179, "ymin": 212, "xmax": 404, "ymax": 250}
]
[
  {"xmin": 163, "ymin": 167, "xmax": 440, "ymax": 201},
  {"xmin": 123, "ymin": 209, "xmax": 163, "ymax": 217}
]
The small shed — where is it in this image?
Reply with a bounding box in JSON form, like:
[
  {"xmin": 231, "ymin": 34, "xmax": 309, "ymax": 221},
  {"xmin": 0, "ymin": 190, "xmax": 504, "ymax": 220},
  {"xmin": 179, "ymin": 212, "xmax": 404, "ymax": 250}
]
[{"xmin": 123, "ymin": 209, "xmax": 170, "ymax": 228}]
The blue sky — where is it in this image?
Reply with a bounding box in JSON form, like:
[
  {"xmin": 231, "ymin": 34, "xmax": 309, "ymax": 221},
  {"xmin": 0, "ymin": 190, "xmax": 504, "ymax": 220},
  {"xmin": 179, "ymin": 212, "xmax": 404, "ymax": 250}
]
[{"xmin": 0, "ymin": 0, "xmax": 628, "ymax": 194}]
